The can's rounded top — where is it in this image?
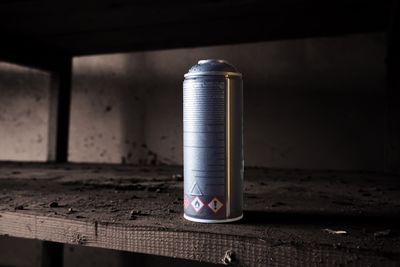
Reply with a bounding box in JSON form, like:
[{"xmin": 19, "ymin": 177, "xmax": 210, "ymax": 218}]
[{"xmin": 184, "ymin": 59, "xmax": 242, "ymax": 78}]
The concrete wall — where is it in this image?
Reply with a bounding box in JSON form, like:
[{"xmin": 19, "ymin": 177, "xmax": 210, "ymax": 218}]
[
  {"xmin": 0, "ymin": 33, "xmax": 386, "ymax": 170},
  {"xmin": 0, "ymin": 62, "xmax": 50, "ymax": 161}
]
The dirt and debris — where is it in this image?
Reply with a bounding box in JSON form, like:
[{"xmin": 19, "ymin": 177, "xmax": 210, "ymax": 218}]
[
  {"xmin": 14, "ymin": 205, "xmax": 24, "ymax": 210},
  {"xmin": 222, "ymin": 250, "xmax": 236, "ymax": 265},
  {"xmin": 333, "ymin": 243, "xmax": 342, "ymax": 249},
  {"xmin": 323, "ymin": 229, "xmax": 348, "ymax": 235},
  {"xmin": 71, "ymin": 233, "xmax": 87, "ymax": 245},
  {"xmin": 147, "ymin": 184, "xmax": 165, "ymax": 192},
  {"xmin": 172, "ymin": 174, "xmax": 183, "ymax": 181},
  {"xmin": 129, "ymin": 210, "xmax": 142, "ymax": 216},
  {"xmin": 129, "ymin": 210, "xmax": 137, "ymax": 220},
  {"xmin": 271, "ymin": 201, "xmax": 286, "ymax": 207},
  {"xmin": 374, "ymin": 229, "xmax": 392, "ymax": 238},
  {"xmin": 49, "ymin": 201, "xmax": 59, "ymax": 208},
  {"xmin": 67, "ymin": 208, "xmax": 75, "ymax": 214}
]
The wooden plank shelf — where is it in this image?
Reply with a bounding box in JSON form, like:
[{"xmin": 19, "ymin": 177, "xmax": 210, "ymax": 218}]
[
  {"xmin": 0, "ymin": 163, "xmax": 399, "ymax": 266},
  {"xmin": 0, "ymin": 0, "xmax": 392, "ymax": 60}
]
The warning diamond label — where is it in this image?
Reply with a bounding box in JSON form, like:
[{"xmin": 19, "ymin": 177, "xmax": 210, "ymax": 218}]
[
  {"xmin": 184, "ymin": 197, "xmax": 190, "ymax": 209},
  {"xmin": 191, "ymin": 196, "xmax": 204, "ymax": 212},
  {"xmin": 208, "ymin": 197, "xmax": 223, "ymax": 213}
]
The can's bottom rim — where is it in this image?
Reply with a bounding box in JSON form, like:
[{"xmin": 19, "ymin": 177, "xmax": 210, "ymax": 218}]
[{"xmin": 183, "ymin": 214, "xmax": 243, "ymax": 224}]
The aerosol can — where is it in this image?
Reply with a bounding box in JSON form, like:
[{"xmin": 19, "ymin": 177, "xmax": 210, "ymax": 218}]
[{"xmin": 183, "ymin": 59, "xmax": 243, "ymax": 223}]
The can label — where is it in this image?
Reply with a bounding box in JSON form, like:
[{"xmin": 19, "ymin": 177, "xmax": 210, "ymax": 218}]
[{"xmin": 183, "ymin": 77, "xmax": 228, "ymax": 220}]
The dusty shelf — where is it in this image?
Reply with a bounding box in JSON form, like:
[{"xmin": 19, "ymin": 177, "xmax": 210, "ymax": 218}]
[{"xmin": 0, "ymin": 162, "xmax": 399, "ymax": 266}]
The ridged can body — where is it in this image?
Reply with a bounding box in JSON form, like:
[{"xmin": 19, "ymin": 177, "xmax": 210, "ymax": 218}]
[{"xmin": 183, "ymin": 59, "xmax": 243, "ymax": 223}]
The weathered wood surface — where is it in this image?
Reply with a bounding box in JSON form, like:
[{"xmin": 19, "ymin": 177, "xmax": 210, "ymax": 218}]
[
  {"xmin": 0, "ymin": 0, "xmax": 391, "ymax": 58},
  {"xmin": 0, "ymin": 163, "xmax": 399, "ymax": 266}
]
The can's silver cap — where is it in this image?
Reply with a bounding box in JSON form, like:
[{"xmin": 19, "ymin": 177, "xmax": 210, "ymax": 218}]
[{"xmin": 184, "ymin": 59, "xmax": 242, "ymax": 78}]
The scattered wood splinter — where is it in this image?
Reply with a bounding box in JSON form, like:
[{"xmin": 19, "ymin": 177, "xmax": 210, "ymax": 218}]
[{"xmin": 323, "ymin": 228, "xmax": 348, "ymax": 235}]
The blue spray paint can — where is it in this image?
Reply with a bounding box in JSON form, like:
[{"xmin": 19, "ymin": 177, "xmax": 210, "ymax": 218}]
[{"xmin": 183, "ymin": 59, "xmax": 243, "ymax": 223}]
